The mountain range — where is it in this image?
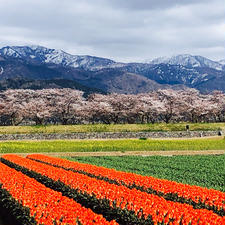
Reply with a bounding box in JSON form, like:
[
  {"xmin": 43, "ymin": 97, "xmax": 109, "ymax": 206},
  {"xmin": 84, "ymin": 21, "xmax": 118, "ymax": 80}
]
[{"xmin": 0, "ymin": 45, "xmax": 224, "ymax": 94}]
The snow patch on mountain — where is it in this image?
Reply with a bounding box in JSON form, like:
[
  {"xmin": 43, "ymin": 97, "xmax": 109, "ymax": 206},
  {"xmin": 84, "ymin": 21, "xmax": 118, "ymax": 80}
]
[
  {"xmin": 2, "ymin": 47, "xmax": 20, "ymax": 58},
  {"xmin": 219, "ymin": 59, "xmax": 225, "ymax": 65},
  {"xmin": 0, "ymin": 66, "xmax": 3, "ymax": 75}
]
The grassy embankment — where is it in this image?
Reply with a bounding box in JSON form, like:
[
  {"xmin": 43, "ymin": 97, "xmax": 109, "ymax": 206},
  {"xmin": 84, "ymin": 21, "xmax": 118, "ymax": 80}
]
[
  {"xmin": 0, "ymin": 122, "xmax": 224, "ymax": 134},
  {"xmin": 0, "ymin": 137, "xmax": 224, "ymax": 154},
  {"xmin": 66, "ymin": 155, "xmax": 225, "ymax": 192},
  {"xmin": 0, "ymin": 123, "xmax": 224, "ymax": 154}
]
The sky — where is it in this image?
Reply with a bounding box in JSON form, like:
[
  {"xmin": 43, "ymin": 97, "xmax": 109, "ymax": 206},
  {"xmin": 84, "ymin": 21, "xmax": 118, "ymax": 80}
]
[{"xmin": 0, "ymin": 0, "xmax": 224, "ymax": 62}]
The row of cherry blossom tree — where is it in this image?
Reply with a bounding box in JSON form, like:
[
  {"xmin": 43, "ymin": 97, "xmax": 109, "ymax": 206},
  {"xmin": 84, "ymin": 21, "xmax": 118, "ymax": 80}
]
[{"xmin": 0, "ymin": 88, "xmax": 224, "ymax": 125}]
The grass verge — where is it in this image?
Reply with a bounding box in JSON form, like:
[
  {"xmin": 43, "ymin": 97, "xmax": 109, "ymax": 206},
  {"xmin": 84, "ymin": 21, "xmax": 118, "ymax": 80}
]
[{"xmin": 0, "ymin": 122, "xmax": 224, "ymax": 134}]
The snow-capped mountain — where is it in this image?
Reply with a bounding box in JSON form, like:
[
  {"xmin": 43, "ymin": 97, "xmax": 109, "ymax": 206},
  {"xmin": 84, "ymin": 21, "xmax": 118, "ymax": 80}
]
[
  {"xmin": 150, "ymin": 54, "xmax": 224, "ymax": 71},
  {"xmin": 0, "ymin": 45, "xmax": 224, "ymax": 94},
  {"xmin": 0, "ymin": 45, "xmax": 123, "ymax": 70},
  {"xmin": 1, "ymin": 46, "xmax": 223, "ymax": 71}
]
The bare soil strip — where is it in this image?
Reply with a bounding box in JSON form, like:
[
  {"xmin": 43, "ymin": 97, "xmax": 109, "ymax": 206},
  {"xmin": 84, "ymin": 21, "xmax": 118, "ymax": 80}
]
[{"xmin": 0, "ymin": 150, "xmax": 224, "ymax": 157}]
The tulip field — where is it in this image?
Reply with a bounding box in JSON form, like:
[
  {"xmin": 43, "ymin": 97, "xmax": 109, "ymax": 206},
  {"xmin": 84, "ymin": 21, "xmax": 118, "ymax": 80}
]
[{"xmin": 0, "ymin": 154, "xmax": 224, "ymax": 225}]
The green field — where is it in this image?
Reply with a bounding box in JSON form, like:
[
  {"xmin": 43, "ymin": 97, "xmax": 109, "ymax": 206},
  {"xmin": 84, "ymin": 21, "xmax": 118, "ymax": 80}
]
[
  {"xmin": 0, "ymin": 137, "xmax": 224, "ymax": 153},
  {"xmin": 0, "ymin": 122, "xmax": 224, "ymax": 134},
  {"xmin": 65, "ymin": 155, "xmax": 225, "ymax": 192}
]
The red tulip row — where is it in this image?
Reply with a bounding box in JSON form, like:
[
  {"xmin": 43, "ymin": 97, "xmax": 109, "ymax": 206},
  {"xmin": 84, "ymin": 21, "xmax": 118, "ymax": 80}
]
[
  {"xmin": 2, "ymin": 154, "xmax": 224, "ymax": 225},
  {"xmin": 0, "ymin": 160, "xmax": 118, "ymax": 225},
  {"xmin": 27, "ymin": 153, "xmax": 225, "ymax": 215}
]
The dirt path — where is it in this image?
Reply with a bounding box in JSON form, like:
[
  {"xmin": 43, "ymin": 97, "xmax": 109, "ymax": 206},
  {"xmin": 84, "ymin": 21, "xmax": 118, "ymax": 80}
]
[{"xmin": 0, "ymin": 150, "xmax": 224, "ymax": 157}]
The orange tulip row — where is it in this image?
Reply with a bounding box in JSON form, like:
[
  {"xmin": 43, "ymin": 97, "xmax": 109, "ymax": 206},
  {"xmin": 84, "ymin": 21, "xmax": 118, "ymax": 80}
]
[
  {"xmin": 2, "ymin": 154, "xmax": 225, "ymax": 225},
  {"xmin": 0, "ymin": 161, "xmax": 118, "ymax": 225},
  {"xmin": 27, "ymin": 153, "xmax": 225, "ymax": 215}
]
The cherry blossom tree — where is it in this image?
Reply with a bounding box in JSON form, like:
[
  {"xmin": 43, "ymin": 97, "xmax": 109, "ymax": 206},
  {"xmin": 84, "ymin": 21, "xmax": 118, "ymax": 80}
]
[{"xmin": 51, "ymin": 89, "xmax": 84, "ymax": 125}]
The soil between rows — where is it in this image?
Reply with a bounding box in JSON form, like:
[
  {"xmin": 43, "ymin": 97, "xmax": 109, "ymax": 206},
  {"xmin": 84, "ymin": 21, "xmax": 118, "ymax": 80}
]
[
  {"xmin": 0, "ymin": 214, "xmax": 15, "ymax": 225},
  {"xmin": 0, "ymin": 149, "xmax": 224, "ymax": 157}
]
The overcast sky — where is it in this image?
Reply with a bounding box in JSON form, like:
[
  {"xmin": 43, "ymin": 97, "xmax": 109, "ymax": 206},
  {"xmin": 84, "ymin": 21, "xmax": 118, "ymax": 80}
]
[{"xmin": 0, "ymin": 0, "xmax": 224, "ymax": 62}]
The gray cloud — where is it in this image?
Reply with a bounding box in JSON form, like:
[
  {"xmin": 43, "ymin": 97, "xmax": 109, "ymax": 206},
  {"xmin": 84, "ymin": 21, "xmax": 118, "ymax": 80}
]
[
  {"xmin": 107, "ymin": 0, "xmax": 211, "ymax": 11},
  {"xmin": 0, "ymin": 0, "xmax": 224, "ymax": 62}
]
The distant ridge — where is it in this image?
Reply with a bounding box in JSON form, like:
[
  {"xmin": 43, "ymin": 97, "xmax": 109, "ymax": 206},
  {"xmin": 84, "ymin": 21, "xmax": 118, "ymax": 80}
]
[
  {"xmin": 150, "ymin": 54, "xmax": 223, "ymax": 71},
  {"xmin": 0, "ymin": 45, "xmax": 224, "ymax": 94}
]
